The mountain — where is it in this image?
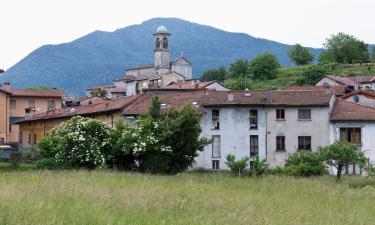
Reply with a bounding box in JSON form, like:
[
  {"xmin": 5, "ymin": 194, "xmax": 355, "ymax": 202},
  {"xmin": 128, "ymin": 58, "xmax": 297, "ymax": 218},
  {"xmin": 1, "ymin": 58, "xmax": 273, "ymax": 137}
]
[{"xmin": 0, "ymin": 17, "xmax": 322, "ymax": 96}]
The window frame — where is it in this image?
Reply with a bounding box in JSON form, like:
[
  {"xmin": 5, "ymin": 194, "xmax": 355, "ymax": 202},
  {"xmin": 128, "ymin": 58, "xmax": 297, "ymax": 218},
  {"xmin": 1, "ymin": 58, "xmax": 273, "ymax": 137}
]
[
  {"xmin": 212, "ymin": 109, "xmax": 220, "ymax": 130},
  {"xmin": 298, "ymin": 109, "xmax": 311, "ymax": 120},
  {"xmin": 276, "ymin": 109, "xmax": 285, "ymax": 120},
  {"xmin": 212, "ymin": 135, "xmax": 221, "ymax": 158},
  {"xmin": 250, "ymin": 135, "xmax": 259, "ymax": 157},
  {"xmin": 340, "ymin": 127, "xmax": 362, "ymax": 145},
  {"xmin": 249, "ymin": 110, "xmax": 258, "ymax": 129},
  {"xmin": 298, "ymin": 136, "xmax": 312, "ymax": 150},
  {"xmin": 276, "ymin": 136, "xmax": 285, "ymax": 152}
]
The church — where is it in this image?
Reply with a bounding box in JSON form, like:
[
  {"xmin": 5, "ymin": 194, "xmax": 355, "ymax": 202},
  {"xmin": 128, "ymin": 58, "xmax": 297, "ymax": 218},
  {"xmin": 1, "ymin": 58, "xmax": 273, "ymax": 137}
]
[{"xmin": 114, "ymin": 26, "xmax": 193, "ymax": 96}]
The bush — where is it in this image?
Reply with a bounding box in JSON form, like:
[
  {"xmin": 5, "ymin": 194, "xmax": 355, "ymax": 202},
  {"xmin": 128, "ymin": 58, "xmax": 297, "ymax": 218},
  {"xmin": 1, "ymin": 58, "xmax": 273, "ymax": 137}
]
[
  {"xmin": 348, "ymin": 178, "xmax": 375, "ymax": 189},
  {"xmin": 9, "ymin": 152, "xmax": 23, "ymax": 166},
  {"xmin": 285, "ymin": 150, "xmax": 325, "ymax": 176},
  {"xmin": 251, "ymin": 156, "xmax": 269, "ymax": 176},
  {"xmin": 225, "ymin": 154, "xmax": 249, "ymax": 176},
  {"xmin": 35, "ymin": 159, "xmax": 72, "ymax": 170},
  {"xmin": 38, "ymin": 116, "xmax": 113, "ymax": 169}
]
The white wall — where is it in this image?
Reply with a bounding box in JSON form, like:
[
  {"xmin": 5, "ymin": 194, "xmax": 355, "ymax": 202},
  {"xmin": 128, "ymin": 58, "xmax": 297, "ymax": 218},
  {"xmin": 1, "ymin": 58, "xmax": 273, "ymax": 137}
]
[
  {"xmin": 126, "ymin": 81, "xmax": 136, "ymax": 96},
  {"xmin": 206, "ymin": 83, "xmax": 230, "ymax": 91},
  {"xmin": 195, "ymin": 107, "xmax": 267, "ymax": 170},
  {"xmin": 267, "ymin": 106, "xmax": 331, "ymax": 168}
]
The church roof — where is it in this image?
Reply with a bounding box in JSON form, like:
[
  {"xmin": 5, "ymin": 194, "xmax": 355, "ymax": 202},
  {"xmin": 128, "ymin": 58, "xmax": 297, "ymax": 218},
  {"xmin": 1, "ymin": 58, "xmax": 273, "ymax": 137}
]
[
  {"xmin": 125, "ymin": 64, "xmax": 154, "ymax": 71},
  {"xmin": 171, "ymin": 56, "xmax": 192, "ymax": 65}
]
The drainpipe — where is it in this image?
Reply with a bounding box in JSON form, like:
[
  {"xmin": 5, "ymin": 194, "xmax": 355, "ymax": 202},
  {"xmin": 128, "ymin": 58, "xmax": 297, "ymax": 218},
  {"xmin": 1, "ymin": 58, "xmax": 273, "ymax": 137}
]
[{"xmin": 5, "ymin": 95, "xmax": 8, "ymax": 142}]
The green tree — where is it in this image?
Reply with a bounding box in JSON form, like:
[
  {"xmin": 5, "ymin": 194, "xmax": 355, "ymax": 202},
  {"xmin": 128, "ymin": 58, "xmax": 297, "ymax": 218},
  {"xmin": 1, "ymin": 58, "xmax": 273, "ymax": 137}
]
[
  {"xmin": 200, "ymin": 67, "xmax": 227, "ymax": 82},
  {"xmin": 228, "ymin": 59, "xmax": 250, "ymax": 78},
  {"xmin": 318, "ymin": 51, "xmax": 335, "ymax": 64},
  {"xmin": 297, "ymin": 64, "xmax": 329, "ymax": 85},
  {"xmin": 323, "ymin": 32, "xmax": 369, "ymax": 64},
  {"xmin": 288, "ymin": 44, "xmax": 314, "ymax": 65},
  {"xmin": 225, "ymin": 154, "xmax": 249, "ymax": 176},
  {"xmin": 319, "ymin": 141, "xmax": 366, "ymax": 181},
  {"xmin": 249, "ymin": 52, "xmax": 280, "ymax": 80},
  {"xmin": 371, "ymin": 46, "xmax": 375, "ymax": 62},
  {"xmin": 149, "ymin": 96, "xmax": 161, "ymax": 119}
]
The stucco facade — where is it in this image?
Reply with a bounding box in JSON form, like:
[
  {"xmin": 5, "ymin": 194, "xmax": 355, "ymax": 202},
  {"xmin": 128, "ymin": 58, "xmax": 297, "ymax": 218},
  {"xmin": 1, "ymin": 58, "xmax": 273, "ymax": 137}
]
[{"xmin": 195, "ymin": 107, "xmax": 267, "ymax": 170}]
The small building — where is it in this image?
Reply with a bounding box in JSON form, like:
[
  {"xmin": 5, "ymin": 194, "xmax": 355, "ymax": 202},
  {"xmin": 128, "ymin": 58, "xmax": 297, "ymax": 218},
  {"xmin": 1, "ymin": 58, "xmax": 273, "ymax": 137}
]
[
  {"xmin": 0, "ymin": 83, "xmax": 64, "ymax": 144},
  {"xmin": 316, "ymin": 75, "xmax": 375, "ymax": 91},
  {"xmin": 86, "ymin": 85, "xmax": 126, "ymax": 98}
]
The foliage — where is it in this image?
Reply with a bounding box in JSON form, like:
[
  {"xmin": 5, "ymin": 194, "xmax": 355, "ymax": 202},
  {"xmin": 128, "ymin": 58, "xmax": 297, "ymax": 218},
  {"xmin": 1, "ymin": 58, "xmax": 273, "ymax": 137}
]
[
  {"xmin": 110, "ymin": 97, "xmax": 209, "ymax": 174},
  {"xmin": 0, "ymin": 162, "xmax": 35, "ymax": 171},
  {"xmin": 228, "ymin": 59, "xmax": 250, "ymax": 78},
  {"xmin": 323, "ymin": 32, "xmax": 369, "ymax": 64},
  {"xmin": 251, "ymin": 155, "xmax": 269, "ymax": 176},
  {"xmin": 38, "ymin": 116, "xmax": 113, "ymax": 169},
  {"xmin": 297, "ymin": 64, "xmax": 329, "ymax": 85},
  {"xmin": 371, "ymin": 46, "xmax": 375, "ymax": 62},
  {"xmin": 249, "ymin": 52, "xmax": 280, "ymax": 80},
  {"xmin": 200, "ymin": 67, "xmax": 227, "ymax": 82},
  {"xmin": 318, "ymin": 51, "xmax": 336, "ymax": 64},
  {"xmin": 225, "ymin": 154, "xmax": 249, "ymax": 176},
  {"xmin": 348, "ymin": 177, "xmax": 375, "ymax": 189},
  {"xmin": 319, "ymin": 141, "xmax": 366, "ymax": 181},
  {"xmin": 35, "ymin": 158, "xmax": 72, "ymax": 170},
  {"xmin": 90, "ymin": 89, "xmax": 107, "ymax": 97},
  {"xmin": 149, "ymin": 96, "xmax": 162, "ymax": 120},
  {"xmin": 288, "ymin": 44, "xmax": 314, "ymax": 65},
  {"xmin": 22, "ymin": 150, "xmax": 40, "ymax": 161},
  {"xmin": 9, "ymin": 152, "xmax": 23, "ymax": 166},
  {"xmin": 285, "ymin": 150, "xmax": 326, "ymax": 176}
]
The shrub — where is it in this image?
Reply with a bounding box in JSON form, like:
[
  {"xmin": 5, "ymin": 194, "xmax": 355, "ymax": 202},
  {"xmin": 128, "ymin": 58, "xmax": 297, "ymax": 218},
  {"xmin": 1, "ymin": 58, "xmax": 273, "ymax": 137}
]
[
  {"xmin": 348, "ymin": 178, "xmax": 375, "ymax": 189},
  {"xmin": 9, "ymin": 152, "xmax": 23, "ymax": 166},
  {"xmin": 251, "ymin": 155, "xmax": 269, "ymax": 176},
  {"xmin": 35, "ymin": 159, "xmax": 72, "ymax": 170},
  {"xmin": 285, "ymin": 150, "xmax": 325, "ymax": 177},
  {"xmin": 225, "ymin": 154, "xmax": 249, "ymax": 176},
  {"xmin": 38, "ymin": 116, "xmax": 113, "ymax": 169}
]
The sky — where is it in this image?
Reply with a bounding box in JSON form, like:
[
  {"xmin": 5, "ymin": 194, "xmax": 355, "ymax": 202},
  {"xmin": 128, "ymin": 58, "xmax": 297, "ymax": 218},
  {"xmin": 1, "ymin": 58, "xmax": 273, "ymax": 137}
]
[{"xmin": 1, "ymin": 0, "xmax": 375, "ymax": 70}]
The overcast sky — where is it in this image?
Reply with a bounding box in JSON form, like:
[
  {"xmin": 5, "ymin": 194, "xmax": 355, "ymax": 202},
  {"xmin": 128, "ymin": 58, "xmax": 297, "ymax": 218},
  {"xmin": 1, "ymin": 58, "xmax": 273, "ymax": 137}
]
[{"xmin": 1, "ymin": 0, "xmax": 374, "ymax": 69}]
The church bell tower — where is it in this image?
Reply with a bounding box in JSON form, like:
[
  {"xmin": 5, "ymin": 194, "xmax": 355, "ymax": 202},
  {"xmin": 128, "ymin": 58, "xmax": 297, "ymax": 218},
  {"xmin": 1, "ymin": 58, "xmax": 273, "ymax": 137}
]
[{"xmin": 154, "ymin": 26, "xmax": 171, "ymax": 70}]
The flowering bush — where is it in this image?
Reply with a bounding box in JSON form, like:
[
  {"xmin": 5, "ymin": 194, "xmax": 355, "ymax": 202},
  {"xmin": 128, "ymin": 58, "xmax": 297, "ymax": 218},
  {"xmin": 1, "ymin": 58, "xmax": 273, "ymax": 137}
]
[{"xmin": 38, "ymin": 116, "xmax": 112, "ymax": 169}]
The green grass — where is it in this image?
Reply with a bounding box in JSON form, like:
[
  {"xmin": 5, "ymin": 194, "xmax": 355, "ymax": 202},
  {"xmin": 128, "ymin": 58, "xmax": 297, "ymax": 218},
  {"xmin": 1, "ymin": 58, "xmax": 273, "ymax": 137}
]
[
  {"xmin": 0, "ymin": 162, "xmax": 36, "ymax": 171},
  {"xmin": 0, "ymin": 171, "xmax": 374, "ymax": 225},
  {"xmin": 224, "ymin": 63, "xmax": 375, "ymax": 90}
]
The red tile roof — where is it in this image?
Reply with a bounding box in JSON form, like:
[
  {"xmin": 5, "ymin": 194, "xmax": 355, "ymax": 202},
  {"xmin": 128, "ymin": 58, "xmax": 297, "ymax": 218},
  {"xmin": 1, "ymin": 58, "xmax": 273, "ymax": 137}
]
[
  {"xmin": 0, "ymin": 87, "xmax": 64, "ymax": 98},
  {"xmin": 340, "ymin": 90, "xmax": 375, "ymax": 100},
  {"xmin": 326, "ymin": 75, "xmax": 375, "ymax": 85},
  {"xmin": 18, "ymin": 95, "xmax": 139, "ymax": 123},
  {"xmin": 287, "ymin": 85, "xmax": 346, "ymax": 96},
  {"xmin": 331, "ymin": 99, "xmax": 375, "ymax": 121}
]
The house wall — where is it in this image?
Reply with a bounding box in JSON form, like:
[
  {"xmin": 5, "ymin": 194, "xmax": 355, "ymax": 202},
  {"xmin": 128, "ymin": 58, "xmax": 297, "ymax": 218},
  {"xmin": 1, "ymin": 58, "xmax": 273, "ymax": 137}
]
[
  {"xmin": 316, "ymin": 77, "xmax": 341, "ymax": 86},
  {"xmin": 345, "ymin": 95, "xmax": 375, "ymax": 108},
  {"xmin": 171, "ymin": 58, "xmax": 192, "ymax": 80},
  {"xmin": 266, "ymin": 106, "xmax": 331, "ymax": 168},
  {"xmin": 206, "ymin": 83, "xmax": 230, "ymax": 91},
  {"xmin": 8, "ymin": 96, "xmax": 62, "ymax": 143},
  {"xmin": 125, "ymin": 81, "xmax": 136, "ymax": 96},
  {"xmin": 195, "ymin": 107, "xmax": 267, "ymax": 170},
  {"xmin": 0, "ymin": 92, "xmax": 9, "ymax": 142},
  {"xmin": 162, "ymin": 72, "xmax": 184, "ymax": 87},
  {"xmin": 330, "ymin": 122, "xmax": 375, "ymax": 161},
  {"xmin": 125, "ymin": 68, "xmax": 155, "ymax": 77}
]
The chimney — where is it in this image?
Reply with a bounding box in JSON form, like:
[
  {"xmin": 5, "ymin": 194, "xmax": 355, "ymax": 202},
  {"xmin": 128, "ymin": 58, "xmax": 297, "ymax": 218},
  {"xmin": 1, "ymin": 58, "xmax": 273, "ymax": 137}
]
[
  {"xmin": 2, "ymin": 82, "xmax": 11, "ymax": 91},
  {"xmin": 266, "ymin": 88, "xmax": 273, "ymax": 103},
  {"xmin": 227, "ymin": 91, "xmax": 234, "ymax": 102}
]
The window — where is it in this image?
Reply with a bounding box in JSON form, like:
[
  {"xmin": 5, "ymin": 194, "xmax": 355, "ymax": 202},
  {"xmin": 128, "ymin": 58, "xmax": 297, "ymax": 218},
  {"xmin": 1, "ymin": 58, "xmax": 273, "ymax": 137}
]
[
  {"xmin": 28, "ymin": 99, "xmax": 35, "ymax": 108},
  {"xmin": 34, "ymin": 134, "xmax": 37, "ymax": 145},
  {"xmin": 250, "ymin": 135, "xmax": 259, "ymax": 156},
  {"xmin": 249, "ymin": 110, "xmax": 258, "ymax": 129},
  {"xmin": 276, "ymin": 109, "xmax": 285, "ymax": 120},
  {"xmin": 276, "ymin": 136, "xmax": 285, "ymax": 151},
  {"xmin": 28, "ymin": 134, "xmax": 31, "ymax": 144},
  {"xmin": 48, "ymin": 99, "xmax": 56, "ymax": 110},
  {"xmin": 212, "ymin": 109, "xmax": 220, "ymax": 129},
  {"xmin": 298, "ymin": 109, "xmax": 311, "ymax": 120},
  {"xmin": 212, "ymin": 135, "xmax": 221, "ymax": 158},
  {"xmin": 298, "ymin": 136, "xmax": 311, "ymax": 150},
  {"xmin": 10, "ymin": 100, "xmax": 16, "ymax": 110},
  {"xmin": 9, "ymin": 124, "xmax": 12, "ymax": 133},
  {"xmin": 212, "ymin": 160, "xmax": 220, "ymax": 170},
  {"xmin": 340, "ymin": 128, "xmax": 361, "ymax": 145}
]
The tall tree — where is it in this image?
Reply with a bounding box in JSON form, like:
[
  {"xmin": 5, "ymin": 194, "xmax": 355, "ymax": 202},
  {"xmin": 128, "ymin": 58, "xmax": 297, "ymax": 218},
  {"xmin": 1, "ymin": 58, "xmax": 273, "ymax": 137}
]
[
  {"xmin": 371, "ymin": 46, "xmax": 375, "ymax": 62},
  {"xmin": 249, "ymin": 52, "xmax": 280, "ymax": 80},
  {"xmin": 228, "ymin": 59, "xmax": 250, "ymax": 78},
  {"xmin": 288, "ymin": 44, "xmax": 314, "ymax": 65},
  {"xmin": 200, "ymin": 67, "xmax": 227, "ymax": 82},
  {"xmin": 323, "ymin": 32, "xmax": 369, "ymax": 64}
]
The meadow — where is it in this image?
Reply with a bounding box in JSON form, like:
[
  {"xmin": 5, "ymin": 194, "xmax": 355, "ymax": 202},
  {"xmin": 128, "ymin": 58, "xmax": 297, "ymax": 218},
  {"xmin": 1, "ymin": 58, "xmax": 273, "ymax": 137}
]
[{"xmin": 0, "ymin": 170, "xmax": 375, "ymax": 225}]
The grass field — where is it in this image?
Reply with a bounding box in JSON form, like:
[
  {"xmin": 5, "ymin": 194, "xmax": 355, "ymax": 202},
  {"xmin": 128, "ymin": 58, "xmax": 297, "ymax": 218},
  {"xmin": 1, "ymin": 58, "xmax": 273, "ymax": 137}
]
[{"xmin": 0, "ymin": 170, "xmax": 375, "ymax": 225}]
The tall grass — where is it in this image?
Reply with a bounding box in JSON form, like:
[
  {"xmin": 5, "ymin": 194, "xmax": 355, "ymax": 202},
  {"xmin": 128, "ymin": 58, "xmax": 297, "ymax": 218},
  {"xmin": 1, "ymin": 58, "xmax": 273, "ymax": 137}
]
[{"xmin": 0, "ymin": 171, "xmax": 374, "ymax": 225}]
